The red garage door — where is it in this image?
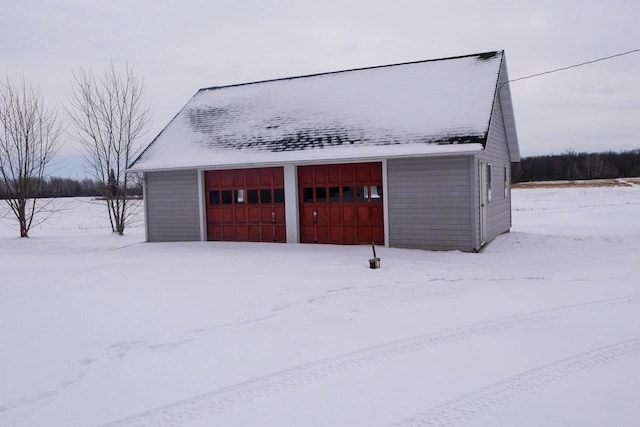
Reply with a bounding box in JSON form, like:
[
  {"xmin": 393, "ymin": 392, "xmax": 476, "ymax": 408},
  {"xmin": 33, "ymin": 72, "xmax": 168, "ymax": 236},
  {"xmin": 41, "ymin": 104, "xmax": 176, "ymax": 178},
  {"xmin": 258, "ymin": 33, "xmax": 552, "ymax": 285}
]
[
  {"xmin": 299, "ymin": 163, "xmax": 384, "ymax": 245},
  {"xmin": 205, "ymin": 167, "xmax": 286, "ymax": 242}
]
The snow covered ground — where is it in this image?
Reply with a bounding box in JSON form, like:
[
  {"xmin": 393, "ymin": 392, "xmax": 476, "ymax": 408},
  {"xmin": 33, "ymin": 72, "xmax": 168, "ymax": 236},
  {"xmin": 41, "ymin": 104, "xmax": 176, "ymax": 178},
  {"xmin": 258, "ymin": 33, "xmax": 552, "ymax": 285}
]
[{"xmin": 1, "ymin": 182, "xmax": 639, "ymax": 427}]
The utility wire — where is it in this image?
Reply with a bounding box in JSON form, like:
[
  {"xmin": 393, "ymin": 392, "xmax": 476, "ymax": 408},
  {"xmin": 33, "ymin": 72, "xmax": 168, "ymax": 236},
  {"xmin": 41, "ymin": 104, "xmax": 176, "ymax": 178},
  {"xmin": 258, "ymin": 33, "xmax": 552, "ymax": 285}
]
[{"xmin": 503, "ymin": 48, "xmax": 640, "ymax": 86}]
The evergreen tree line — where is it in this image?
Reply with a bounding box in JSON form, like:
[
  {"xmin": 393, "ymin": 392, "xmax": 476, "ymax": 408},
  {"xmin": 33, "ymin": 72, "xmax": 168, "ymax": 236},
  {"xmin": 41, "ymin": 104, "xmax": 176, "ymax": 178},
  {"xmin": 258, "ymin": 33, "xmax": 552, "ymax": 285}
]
[
  {"xmin": 2, "ymin": 150, "xmax": 638, "ymax": 199},
  {"xmin": 513, "ymin": 149, "xmax": 640, "ymax": 182},
  {"xmin": 0, "ymin": 175, "xmax": 143, "ymax": 199}
]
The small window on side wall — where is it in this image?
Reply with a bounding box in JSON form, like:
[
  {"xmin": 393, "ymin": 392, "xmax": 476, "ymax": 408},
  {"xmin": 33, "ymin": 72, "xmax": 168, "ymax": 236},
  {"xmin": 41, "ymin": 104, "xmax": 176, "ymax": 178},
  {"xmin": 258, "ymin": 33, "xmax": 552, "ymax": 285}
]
[
  {"xmin": 487, "ymin": 164, "xmax": 493, "ymax": 203},
  {"xmin": 504, "ymin": 166, "xmax": 509, "ymax": 198}
]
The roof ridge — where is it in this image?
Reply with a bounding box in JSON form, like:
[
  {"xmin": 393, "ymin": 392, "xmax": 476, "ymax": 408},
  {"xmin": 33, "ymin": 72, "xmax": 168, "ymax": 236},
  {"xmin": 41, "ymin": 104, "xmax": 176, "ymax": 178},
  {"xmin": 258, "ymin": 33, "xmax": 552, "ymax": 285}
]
[{"xmin": 199, "ymin": 50, "xmax": 503, "ymax": 92}]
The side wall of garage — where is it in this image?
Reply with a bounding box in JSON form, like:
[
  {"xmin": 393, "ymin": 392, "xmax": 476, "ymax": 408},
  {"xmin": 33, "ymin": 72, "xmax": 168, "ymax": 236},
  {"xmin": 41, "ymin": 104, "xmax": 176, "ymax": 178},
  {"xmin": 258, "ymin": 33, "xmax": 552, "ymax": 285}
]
[
  {"xmin": 387, "ymin": 156, "xmax": 473, "ymax": 251},
  {"xmin": 145, "ymin": 169, "xmax": 201, "ymax": 242},
  {"xmin": 472, "ymin": 64, "xmax": 514, "ymax": 249}
]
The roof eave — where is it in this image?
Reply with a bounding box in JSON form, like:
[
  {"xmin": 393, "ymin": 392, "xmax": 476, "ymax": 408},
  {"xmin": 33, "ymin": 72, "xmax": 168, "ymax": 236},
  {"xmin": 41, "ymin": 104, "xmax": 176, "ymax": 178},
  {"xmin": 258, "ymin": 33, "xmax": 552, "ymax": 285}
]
[{"xmin": 127, "ymin": 144, "xmax": 484, "ymax": 173}]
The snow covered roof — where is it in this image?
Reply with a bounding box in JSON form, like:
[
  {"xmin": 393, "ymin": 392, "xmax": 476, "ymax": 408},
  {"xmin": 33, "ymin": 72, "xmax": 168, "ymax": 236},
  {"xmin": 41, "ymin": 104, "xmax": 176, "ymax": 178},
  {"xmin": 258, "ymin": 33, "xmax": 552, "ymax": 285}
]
[{"xmin": 130, "ymin": 51, "xmax": 510, "ymax": 171}]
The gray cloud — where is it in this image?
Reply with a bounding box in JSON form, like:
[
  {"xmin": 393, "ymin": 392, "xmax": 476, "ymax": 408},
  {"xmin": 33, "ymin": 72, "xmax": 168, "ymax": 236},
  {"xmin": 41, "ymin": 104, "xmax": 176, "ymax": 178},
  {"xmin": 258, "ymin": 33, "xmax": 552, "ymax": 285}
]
[{"xmin": 3, "ymin": 0, "xmax": 639, "ymax": 175}]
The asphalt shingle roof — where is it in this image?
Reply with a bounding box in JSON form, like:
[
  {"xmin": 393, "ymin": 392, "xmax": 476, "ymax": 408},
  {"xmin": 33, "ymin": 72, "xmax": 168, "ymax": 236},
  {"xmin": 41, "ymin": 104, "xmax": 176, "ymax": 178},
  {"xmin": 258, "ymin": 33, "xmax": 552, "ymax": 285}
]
[{"xmin": 130, "ymin": 51, "xmax": 505, "ymax": 171}]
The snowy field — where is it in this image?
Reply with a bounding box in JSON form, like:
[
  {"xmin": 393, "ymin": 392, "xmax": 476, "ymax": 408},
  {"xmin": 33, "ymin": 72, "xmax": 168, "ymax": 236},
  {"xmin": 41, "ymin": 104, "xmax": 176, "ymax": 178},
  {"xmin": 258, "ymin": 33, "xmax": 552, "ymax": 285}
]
[{"xmin": 1, "ymin": 182, "xmax": 640, "ymax": 427}]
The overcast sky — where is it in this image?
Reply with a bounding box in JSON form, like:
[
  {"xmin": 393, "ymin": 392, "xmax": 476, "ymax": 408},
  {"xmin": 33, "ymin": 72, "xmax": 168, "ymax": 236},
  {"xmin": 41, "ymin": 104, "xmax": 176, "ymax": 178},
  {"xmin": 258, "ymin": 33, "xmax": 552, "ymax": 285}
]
[{"xmin": 3, "ymin": 0, "xmax": 639, "ymax": 177}]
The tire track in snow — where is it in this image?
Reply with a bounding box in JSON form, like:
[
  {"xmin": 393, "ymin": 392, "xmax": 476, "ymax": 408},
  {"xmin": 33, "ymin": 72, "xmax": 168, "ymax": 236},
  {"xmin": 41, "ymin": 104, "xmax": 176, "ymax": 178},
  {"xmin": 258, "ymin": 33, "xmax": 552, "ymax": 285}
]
[
  {"xmin": 102, "ymin": 294, "xmax": 640, "ymax": 427},
  {"xmin": 391, "ymin": 336, "xmax": 640, "ymax": 427}
]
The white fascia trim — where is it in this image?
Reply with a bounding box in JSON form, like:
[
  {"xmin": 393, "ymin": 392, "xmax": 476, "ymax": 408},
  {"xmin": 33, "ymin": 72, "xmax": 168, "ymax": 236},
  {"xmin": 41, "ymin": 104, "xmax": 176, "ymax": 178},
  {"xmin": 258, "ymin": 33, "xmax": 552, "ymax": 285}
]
[
  {"xmin": 126, "ymin": 145, "xmax": 484, "ymax": 173},
  {"xmin": 382, "ymin": 159, "xmax": 390, "ymax": 247},
  {"xmin": 283, "ymin": 164, "xmax": 299, "ymax": 243},
  {"xmin": 197, "ymin": 169, "xmax": 206, "ymax": 241}
]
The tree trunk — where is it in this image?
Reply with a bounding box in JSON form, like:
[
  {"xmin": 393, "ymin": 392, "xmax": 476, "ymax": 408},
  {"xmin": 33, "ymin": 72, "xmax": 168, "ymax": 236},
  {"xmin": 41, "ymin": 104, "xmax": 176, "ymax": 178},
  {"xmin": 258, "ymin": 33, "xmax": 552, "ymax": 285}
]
[{"xmin": 19, "ymin": 200, "xmax": 28, "ymax": 238}]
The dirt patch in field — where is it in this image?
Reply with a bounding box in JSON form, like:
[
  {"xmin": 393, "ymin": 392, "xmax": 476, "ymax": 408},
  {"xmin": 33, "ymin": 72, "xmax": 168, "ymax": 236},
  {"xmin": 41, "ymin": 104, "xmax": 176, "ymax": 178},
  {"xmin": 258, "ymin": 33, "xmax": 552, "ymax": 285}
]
[{"xmin": 512, "ymin": 178, "xmax": 640, "ymax": 189}]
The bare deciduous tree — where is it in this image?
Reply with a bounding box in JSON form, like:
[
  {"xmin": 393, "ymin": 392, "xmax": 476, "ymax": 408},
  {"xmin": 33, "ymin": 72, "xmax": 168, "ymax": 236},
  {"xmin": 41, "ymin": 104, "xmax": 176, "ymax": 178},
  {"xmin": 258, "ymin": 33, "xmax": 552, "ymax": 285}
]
[
  {"xmin": 68, "ymin": 62, "xmax": 150, "ymax": 235},
  {"xmin": 0, "ymin": 77, "xmax": 62, "ymax": 237}
]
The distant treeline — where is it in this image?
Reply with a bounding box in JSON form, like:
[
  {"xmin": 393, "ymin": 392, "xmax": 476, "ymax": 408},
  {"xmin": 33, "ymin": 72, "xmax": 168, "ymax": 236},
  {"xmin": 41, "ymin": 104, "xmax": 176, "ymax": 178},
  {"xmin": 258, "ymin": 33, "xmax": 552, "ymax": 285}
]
[
  {"xmin": 2, "ymin": 150, "xmax": 639, "ymax": 199},
  {"xmin": 0, "ymin": 176, "xmax": 143, "ymax": 199},
  {"xmin": 513, "ymin": 149, "xmax": 640, "ymax": 182}
]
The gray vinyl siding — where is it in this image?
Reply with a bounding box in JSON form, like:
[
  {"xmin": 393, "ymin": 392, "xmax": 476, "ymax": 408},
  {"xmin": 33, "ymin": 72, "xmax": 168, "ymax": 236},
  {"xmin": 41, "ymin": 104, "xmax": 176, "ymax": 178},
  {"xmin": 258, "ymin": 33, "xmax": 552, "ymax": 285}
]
[
  {"xmin": 145, "ymin": 170, "xmax": 200, "ymax": 242},
  {"xmin": 387, "ymin": 156, "xmax": 473, "ymax": 251},
  {"xmin": 474, "ymin": 67, "xmax": 513, "ymax": 247}
]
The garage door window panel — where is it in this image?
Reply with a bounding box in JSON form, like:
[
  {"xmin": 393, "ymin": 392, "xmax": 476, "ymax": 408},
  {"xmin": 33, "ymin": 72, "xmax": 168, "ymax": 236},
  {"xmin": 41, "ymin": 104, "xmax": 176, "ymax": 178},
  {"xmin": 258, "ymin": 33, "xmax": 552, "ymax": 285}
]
[
  {"xmin": 356, "ymin": 186, "xmax": 367, "ymax": 202},
  {"xmin": 370, "ymin": 185, "xmax": 382, "ymax": 201},
  {"xmin": 329, "ymin": 187, "xmax": 340, "ymax": 201},
  {"xmin": 316, "ymin": 187, "xmax": 327, "ymax": 202},
  {"xmin": 342, "ymin": 187, "xmax": 354, "ymax": 202},
  {"xmin": 209, "ymin": 190, "xmax": 221, "ymax": 205},
  {"xmin": 221, "ymin": 190, "xmax": 233, "ymax": 204},
  {"xmin": 274, "ymin": 188, "xmax": 285, "ymax": 203},
  {"xmin": 247, "ymin": 189, "xmax": 259, "ymax": 204},
  {"xmin": 303, "ymin": 188, "xmax": 314, "ymax": 203},
  {"xmin": 260, "ymin": 189, "xmax": 272, "ymax": 203}
]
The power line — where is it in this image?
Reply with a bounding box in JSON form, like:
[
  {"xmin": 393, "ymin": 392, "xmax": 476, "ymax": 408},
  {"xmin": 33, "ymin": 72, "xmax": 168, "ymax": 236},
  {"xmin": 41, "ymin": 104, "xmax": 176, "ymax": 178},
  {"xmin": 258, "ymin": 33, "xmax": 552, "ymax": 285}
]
[{"xmin": 504, "ymin": 48, "xmax": 640, "ymax": 86}]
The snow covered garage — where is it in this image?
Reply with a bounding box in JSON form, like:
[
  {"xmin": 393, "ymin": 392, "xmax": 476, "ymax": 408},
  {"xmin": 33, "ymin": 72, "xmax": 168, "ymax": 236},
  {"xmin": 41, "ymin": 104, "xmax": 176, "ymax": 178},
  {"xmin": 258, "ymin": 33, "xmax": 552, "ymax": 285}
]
[{"xmin": 129, "ymin": 50, "xmax": 520, "ymax": 251}]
